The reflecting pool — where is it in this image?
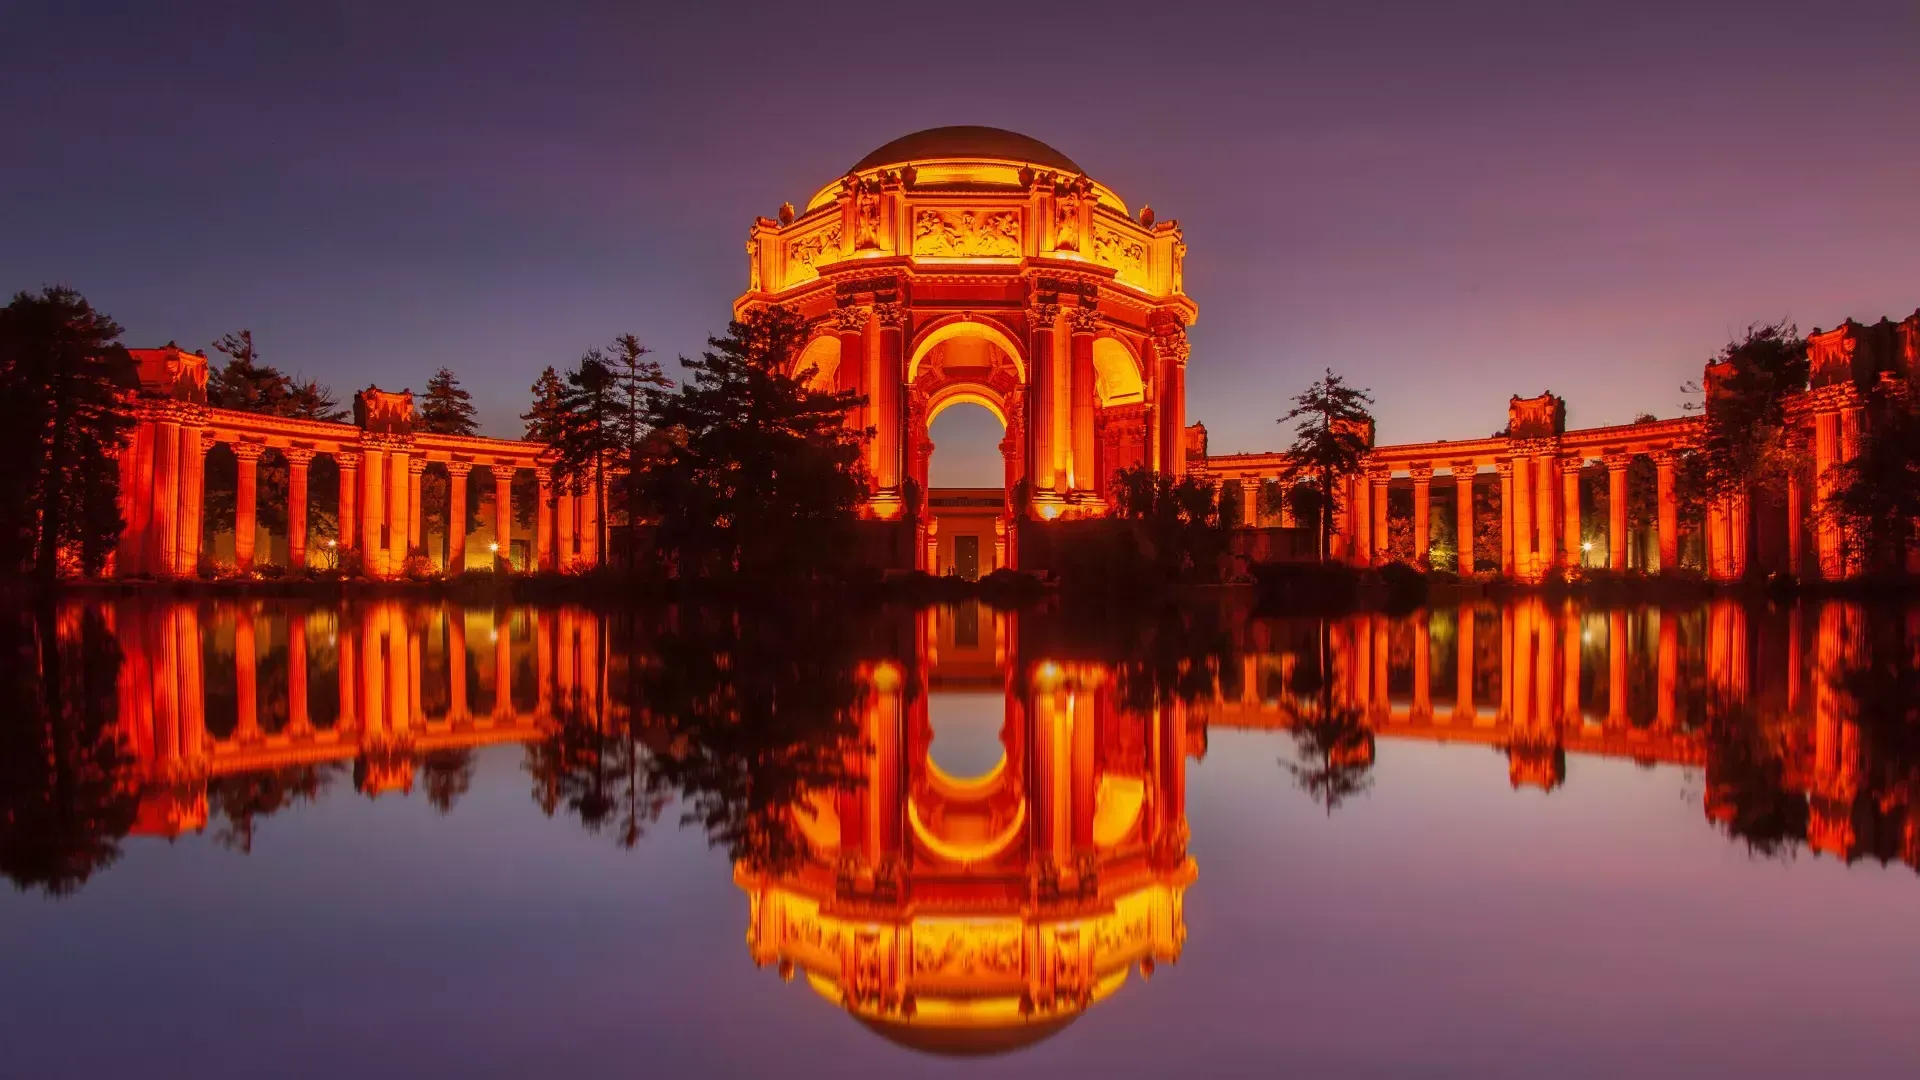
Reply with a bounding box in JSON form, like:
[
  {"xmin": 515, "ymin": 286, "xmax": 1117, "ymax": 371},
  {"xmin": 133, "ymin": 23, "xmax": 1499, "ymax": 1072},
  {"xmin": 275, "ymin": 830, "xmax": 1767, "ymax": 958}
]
[{"xmin": 2, "ymin": 598, "xmax": 1918, "ymax": 1078}]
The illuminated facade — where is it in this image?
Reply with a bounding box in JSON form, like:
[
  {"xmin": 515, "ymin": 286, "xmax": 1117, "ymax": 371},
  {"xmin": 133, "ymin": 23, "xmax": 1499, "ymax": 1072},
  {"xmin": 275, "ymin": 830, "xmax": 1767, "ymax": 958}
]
[
  {"xmin": 111, "ymin": 346, "xmax": 604, "ymax": 578},
  {"xmin": 1202, "ymin": 308, "xmax": 1920, "ymax": 583},
  {"xmin": 738, "ymin": 126, "xmax": 1199, "ymax": 572}
]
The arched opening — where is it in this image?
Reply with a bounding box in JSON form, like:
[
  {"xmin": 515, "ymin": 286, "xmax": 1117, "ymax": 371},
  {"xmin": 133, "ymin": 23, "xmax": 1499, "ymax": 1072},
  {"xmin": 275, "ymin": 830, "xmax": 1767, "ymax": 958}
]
[
  {"xmin": 927, "ymin": 692, "xmax": 1007, "ymax": 780},
  {"xmin": 925, "ymin": 395, "xmax": 1009, "ymax": 579},
  {"xmin": 794, "ymin": 334, "xmax": 843, "ymax": 391}
]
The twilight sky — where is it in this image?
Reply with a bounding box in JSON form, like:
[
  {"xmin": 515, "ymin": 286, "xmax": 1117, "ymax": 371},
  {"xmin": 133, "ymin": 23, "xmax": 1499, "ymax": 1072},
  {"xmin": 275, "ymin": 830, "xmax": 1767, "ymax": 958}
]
[{"xmin": 3, "ymin": 1, "xmax": 1916, "ymax": 482}]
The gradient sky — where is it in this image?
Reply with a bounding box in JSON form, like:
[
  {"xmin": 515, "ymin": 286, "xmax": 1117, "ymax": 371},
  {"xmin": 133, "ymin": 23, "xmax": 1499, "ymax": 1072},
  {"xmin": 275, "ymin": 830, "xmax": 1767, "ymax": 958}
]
[{"xmin": 4, "ymin": 1, "xmax": 1916, "ymax": 482}]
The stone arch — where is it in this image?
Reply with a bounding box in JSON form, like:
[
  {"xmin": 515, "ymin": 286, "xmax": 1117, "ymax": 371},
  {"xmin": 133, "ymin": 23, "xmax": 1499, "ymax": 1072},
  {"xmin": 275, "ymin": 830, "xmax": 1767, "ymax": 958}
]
[
  {"xmin": 908, "ymin": 315, "xmax": 1026, "ymax": 384},
  {"xmin": 926, "ymin": 382, "xmax": 1009, "ymax": 428},
  {"xmin": 1092, "ymin": 335, "xmax": 1145, "ymax": 405},
  {"xmin": 793, "ymin": 333, "xmax": 842, "ymax": 391}
]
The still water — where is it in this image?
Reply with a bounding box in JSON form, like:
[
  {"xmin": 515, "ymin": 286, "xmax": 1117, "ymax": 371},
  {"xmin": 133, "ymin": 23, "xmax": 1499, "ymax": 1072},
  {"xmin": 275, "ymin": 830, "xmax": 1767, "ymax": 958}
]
[{"xmin": 2, "ymin": 597, "xmax": 1917, "ymax": 1078}]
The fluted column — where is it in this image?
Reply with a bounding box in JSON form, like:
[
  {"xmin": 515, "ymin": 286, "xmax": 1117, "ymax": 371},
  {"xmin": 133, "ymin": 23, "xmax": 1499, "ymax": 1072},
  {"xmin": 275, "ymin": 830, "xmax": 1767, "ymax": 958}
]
[
  {"xmin": 288, "ymin": 613, "xmax": 310, "ymax": 735},
  {"xmin": 493, "ymin": 610, "xmax": 513, "ymax": 717},
  {"xmin": 1561, "ymin": 456, "xmax": 1583, "ymax": 567},
  {"xmin": 1604, "ymin": 454, "xmax": 1629, "ymax": 570},
  {"xmin": 874, "ymin": 301, "xmax": 905, "ymax": 512},
  {"xmin": 1813, "ymin": 404, "xmax": 1843, "ymax": 579},
  {"xmin": 358, "ymin": 446, "xmax": 384, "ymax": 575},
  {"xmin": 406, "ymin": 457, "xmax": 425, "ymax": 553},
  {"xmin": 1656, "ymin": 609, "xmax": 1677, "ymax": 730},
  {"xmin": 388, "ymin": 447, "xmax": 413, "ymax": 562},
  {"xmin": 232, "ymin": 442, "xmax": 264, "ymax": 570},
  {"xmin": 1561, "ymin": 604, "xmax": 1581, "ymax": 725},
  {"xmin": 580, "ymin": 478, "xmax": 601, "ymax": 566},
  {"xmin": 1027, "ymin": 299, "xmax": 1061, "ymax": 503},
  {"xmin": 285, "ymin": 448, "xmax": 314, "ymax": 569},
  {"xmin": 555, "ymin": 490, "xmax": 576, "ymax": 569},
  {"xmin": 1497, "ymin": 460, "xmax": 1516, "ymax": 576},
  {"xmin": 175, "ymin": 420, "xmax": 207, "ymax": 571},
  {"xmin": 1454, "ymin": 604, "xmax": 1475, "ymax": 723},
  {"xmin": 1068, "ymin": 308, "xmax": 1100, "ymax": 499},
  {"xmin": 1369, "ymin": 468, "xmax": 1389, "ymax": 566},
  {"xmin": 1654, "ymin": 451, "xmax": 1678, "ymax": 572},
  {"xmin": 1352, "ymin": 468, "xmax": 1374, "ymax": 565},
  {"xmin": 1534, "ymin": 453, "xmax": 1558, "ymax": 576},
  {"xmin": 534, "ymin": 467, "xmax": 554, "ymax": 570},
  {"xmin": 337, "ymin": 452, "xmax": 360, "ymax": 555},
  {"xmin": 1510, "ymin": 455, "xmax": 1533, "ymax": 579},
  {"xmin": 1413, "ymin": 614, "xmax": 1432, "ymax": 719},
  {"xmin": 1786, "ymin": 470, "xmax": 1805, "ymax": 577},
  {"xmin": 492, "ymin": 464, "xmax": 513, "ymax": 569},
  {"xmin": 1451, "ymin": 462, "xmax": 1476, "ymax": 574},
  {"xmin": 445, "ymin": 460, "xmax": 472, "ymax": 572},
  {"xmin": 1410, "ymin": 464, "xmax": 1433, "ymax": 568},
  {"xmin": 1607, "ymin": 609, "xmax": 1628, "ymax": 726},
  {"xmin": 1243, "ymin": 478, "xmax": 1260, "ymax": 529},
  {"xmin": 151, "ymin": 415, "xmax": 181, "ymax": 575},
  {"xmin": 235, "ymin": 608, "xmax": 259, "ymax": 742},
  {"xmin": 448, "ymin": 613, "xmax": 468, "ymax": 720}
]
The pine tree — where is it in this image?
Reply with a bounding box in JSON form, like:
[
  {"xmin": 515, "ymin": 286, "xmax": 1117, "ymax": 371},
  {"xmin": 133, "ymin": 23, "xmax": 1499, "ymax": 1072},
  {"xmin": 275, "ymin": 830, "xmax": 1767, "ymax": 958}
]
[
  {"xmin": 1277, "ymin": 369, "xmax": 1376, "ymax": 561},
  {"xmin": 522, "ymin": 366, "xmax": 569, "ymax": 443},
  {"xmin": 551, "ymin": 352, "xmax": 620, "ymax": 564},
  {"xmin": 202, "ymin": 330, "xmax": 345, "ymax": 551},
  {"xmin": 631, "ymin": 306, "xmax": 866, "ymax": 582},
  {"xmin": 417, "ymin": 366, "xmax": 479, "ymax": 436},
  {"xmin": 0, "ymin": 287, "xmax": 137, "ymax": 579}
]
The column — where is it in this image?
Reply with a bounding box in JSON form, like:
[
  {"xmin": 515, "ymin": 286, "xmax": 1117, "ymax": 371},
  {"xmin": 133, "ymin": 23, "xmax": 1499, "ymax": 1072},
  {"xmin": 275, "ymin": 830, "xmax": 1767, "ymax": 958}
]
[
  {"xmin": 175, "ymin": 421, "xmax": 207, "ymax": 572},
  {"xmin": 1656, "ymin": 610, "xmax": 1677, "ymax": 730},
  {"xmin": 1369, "ymin": 469, "xmax": 1388, "ymax": 566},
  {"xmin": 492, "ymin": 464, "xmax": 513, "ymax": 569},
  {"xmin": 406, "ymin": 457, "xmax": 425, "ymax": 553},
  {"xmin": 835, "ymin": 306, "xmax": 869, "ymax": 438},
  {"xmin": 1028, "ymin": 299, "xmax": 1061, "ymax": 500},
  {"xmin": 1534, "ymin": 453, "xmax": 1558, "ymax": 575},
  {"xmin": 1454, "ymin": 605, "xmax": 1476, "ymax": 723},
  {"xmin": 1410, "ymin": 463, "xmax": 1432, "ymax": 569},
  {"xmin": 150, "ymin": 416, "xmax": 180, "ymax": 575},
  {"xmin": 1511, "ymin": 455, "xmax": 1533, "ymax": 579},
  {"xmin": 1498, "ymin": 460, "xmax": 1516, "ymax": 576},
  {"xmin": 1654, "ymin": 451, "xmax": 1678, "ymax": 572},
  {"xmin": 1167, "ymin": 338, "xmax": 1188, "ymax": 480},
  {"xmin": 389, "ymin": 448, "xmax": 413, "ymax": 561},
  {"xmin": 232, "ymin": 442, "xmax": 262, "ymax": 571},
  {"xmin": 1561, "ymin": 456, "xmax": 1582, "ymax": 567},
  {"xmin": 448, "ymin": 613, "xmax": 468, "ymax": 720},
  {"xmin": 874, "ymin": 302, "xmax": 905, "ymax": 506},
  {"xmin": 555, "ymin": 490, "xmax": 576, "ymax": 569},
  {"xmin": 116, "ymin": 419, "xmax": 154, "ymax": 574},
  {"xmin": 493, "ymin": 611, "xmax": 513, "ymax": 717},
  {"xmin": 359, "ymin": 446, "xmax": 385, "ymax": 575},
  {"xmin": 534, "ymin": 468, "xmax": 554, "ymax": 570},
  {"xmin": 580, "ymin": 480, "xmax": 601, "ymax": 566},
  {"xmin": 445, "ymin": 461, "xmax": 472, "ymax": 572},
  {"xmin": 1561, "ymin": 605, "xmax": 1581, "ymax": 725},
  {"xmin": 235, "ymin": 608, "xmax": 259, "ymax": 742},
  {"xmin": 1352, "ymin": 470, "xmax": 1373, "ymax": 565},
  {"xmin": 1813, "ymin": 408, "xmax": 1842, "ymax": 578},
  {"xmin": 285, "ymin": 448, "xmax": 313, "ymax": 569},
  {"xmin": 1786, "ymin": 470, "xmax": 1805, "ymax": 577},
  {"xmin": 1068, "ymin": 309, "xmax": 1099, "ymax": 496},
  {"xmin": 1605, "ymin": 454, "xmax": 1629, "ymax": 570},
  {"xmin": 288, "ymin": 613, "xmax": 310, "ymax": 734},
  {"xmin": 1413, "ymin": 614, "xmax": 1431, "ymax": 719},
  {"xmin": 1451, "ymin": 462, "xmax": 1476, "ymax": 574},
  {"xmin": 1607, "ymin": 609, "xmax": 1628, "ymax": 726},
  {"xmin": 1243, "ymin": 478, "xmax": 1260, "ymax": 529},
  {"xmin": 337, "ymin": 452, "xmax": 360, "ymax": 554}
]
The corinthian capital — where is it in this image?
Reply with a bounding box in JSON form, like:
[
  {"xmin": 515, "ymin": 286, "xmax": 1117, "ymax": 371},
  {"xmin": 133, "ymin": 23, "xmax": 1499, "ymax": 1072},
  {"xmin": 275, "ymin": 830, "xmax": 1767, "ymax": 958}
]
[
  {"xmin": 873, "ymin": 301, "xmax": 906, "ymax": 328},
  {"xmin": 1067, "ymin": 306, "xmax": 1102, "ymax": 335},
  {"xmin": 1026, "ymin": 299, "xmax": 1061, "ymax": 325},
  {"xmin": 834, "ymin": 304, "xmax": 872, "ymax": 331}
]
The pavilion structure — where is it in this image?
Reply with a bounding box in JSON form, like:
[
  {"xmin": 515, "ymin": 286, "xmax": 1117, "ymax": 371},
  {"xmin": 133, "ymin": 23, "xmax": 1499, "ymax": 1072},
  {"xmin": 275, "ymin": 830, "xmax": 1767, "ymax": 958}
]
[
  {"xmin": 736, "ymin": 603, "xmax": 1198, "ymax": 1054},
  {"xmin": 1199, "ymin": 308, "xmax": 1920, "ymax": 582},
  {"xmin": 110, "ymin": 346, "xmax": 604, "ymax": 578},
  {"xmin": 738, "ymin": 125, "xmax": 1198, "ymax": 575}
]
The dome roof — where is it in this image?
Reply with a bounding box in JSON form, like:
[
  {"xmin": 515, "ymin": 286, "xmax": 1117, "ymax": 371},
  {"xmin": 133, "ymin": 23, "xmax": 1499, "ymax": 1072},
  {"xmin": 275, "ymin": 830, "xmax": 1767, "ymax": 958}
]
[
  {"xmin": 852, "ymin": 126, "xmax": 1082, "ymax": 174},
  {"xmin": 855, "ymin": 1012, "xmax": 1081, "ymax": 1057}
]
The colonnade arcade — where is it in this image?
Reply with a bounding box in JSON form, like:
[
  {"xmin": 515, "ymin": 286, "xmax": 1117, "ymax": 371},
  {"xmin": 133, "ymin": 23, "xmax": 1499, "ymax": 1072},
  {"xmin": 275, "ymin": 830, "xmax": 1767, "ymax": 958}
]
[{"xmin": 113, "ymin": 347, "xmax": 606, "ymax": 578}]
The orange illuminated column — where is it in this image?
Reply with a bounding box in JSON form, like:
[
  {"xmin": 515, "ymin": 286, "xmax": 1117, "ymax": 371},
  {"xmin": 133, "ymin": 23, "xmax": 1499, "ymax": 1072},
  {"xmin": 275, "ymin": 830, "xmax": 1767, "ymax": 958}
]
[
  {"xmin": 176, "ymin": 421, "xmax": 208, "ymax": 572},
  {"xmin": 337, "ymin": 452, "xmax": 360, "ymax": 553},
  {"xmin": 288, "ymin": 613, "xmax": 310, "ymax": 735},
  {"xmin": 1371, "ymin": 616, "xmax": 1389, "ymax": 715},
  {"xmin": 359, "ymin": 446, "xmax": 385, "ymax": 575},
  {"xmin": 1607, "ymin": 609, "xmax": 1628, "ymax": 726},
  {"xmin": 115, "ymin": 420, "xmax": 152, "ymax": 574},
  {"xmin": 1813, "ymin": 406, "xmax": 1842, "ymax": 578},
  {"xmin": 1506, "ymin": 603, "xmax": 1530, "ymax": 729},
  {"xmin": 1409, "ymin": 463, "xmax": 1432, "ymax": 568},
  {"xmin": 235, "ymin": 608, "xmax": 259, "ymax": 742},
  {"xmin": 285, "ymin": 448, "xmax": 314, "ymax": 569},
  {"xmin": 1605, "ymin": 453, "xmax": 1629, "ymax": 569},
  {"xmin": 1243, "ymin": 478, "xmax": 1260, "ymax": 528},
  {"xmin": 1069, "ymin": 309, "xmax": 1100, "ymax": 497},
  {"xmin": 408, "ymin": 620, "xmax": 423, "ymax": 728},
  {"xmin": 1028, "ymin": 299, "xmax": 1061, "ymax": 501},
  {"xmin": 1510, "ymin": 456, "xmax": 1533, "ymax": 578},
  {"xmin": 389, "ymin": 448, "xmax": 414, "ymax": 562},
  {"xmin": 1787, "ymin": 605, "xmax": 1804, "ymax": 711},
  {"xmin": 493, "ymin": 610, "xmax": 512, "ymax": 717},
  {"xmin": 1707, "ymin": 601, "xmax": 1750, "ymax": 701},
  {"xmin": 448, "ymin": 613, "xmax": 468, "ymax": 719},
  {"xmin": 151, "ymin": 414, "xmax": 181, "ymax": 575},
  {"xmin": 534, "ymin": 467, "xmax": 554, "ymax": 570},
  {"xmin": 1654, "ymin": 451, "xmax": 1678, "ymax": 571},
  {"xmin": 1497, "ymin": 460, "xmax": 1515, "ymax": 576},
  {"xmin": 555, "ymin": 490, "xmax": 576, "ymax": 568},
  {"xmin": 1329, "ymin": 474, "xmax": 1350, "ymax": 561},
  {"xmin": 1561, "ymin": 603, "xmax": 1581, "ymax": 725},
  {"xmin": 232, "ymin": 442, "xmax": 263, "ymax": 570},
  {"xmin": 1454, "ymin": 604, "xmax": 1476, "ymax": 722},
  {"xmin": 1532, "ymin": 602, "xmax": 1554, "ymax": 731},
  {"xmin": 1838, "ymin": 404, "xmax": 1862, "ymax": 577},
  {"xmin": 1656, "ymin": 609, "xmax": 1677, "ymax": 730},
  {"xmin": 406, "ymin": 457, "xmax": 425, "ymax": 553},
  {"xmin": 834, "ymin": 305, "xmax": 869, "ymax": 436},
  {"xmin": 1369, "ymin": 469, "xmax": 1388, "ymax": 566},
  {"xmin": 1350, "ymin": 617, "xmax": 1371, "ymax": 712},
  {"xmin": 1413, "ymin": 614, "xmax": 1431, "ymax": 719},
  {"xmin": 580, "ymin": 480, "xmax": 601, "ymax": 566},
  {"xmin": 874, "ymin": 302, "xmax": 905, "ymax": 509},
  {"xmin": 492, "ymin": 465, "xmax": 513, "ymax": 568},
  {"xmin": 1351, "ymin": 470, "xmax": 1373, "ymax": 565},
  {"xmin": 1560, "ymin": 457, "xmax": 1582, "ymax": 567},
  {"xmin": 1534, "ymin": 453, "xmax": 1558, "ymax": 576},
  {"xmin": 1451, "ymin": 462, "xmax": 1476, "ymax": 573},
  {"xmin": 534, "ymin": 610, "xmax": 553, "ymax": 715},
  {"xmin": 445, "ymin": 460, "xmax": 471, "ymax": 572},
  {"xmin": 336, "ymin": 617, "xmax": 358, "ymax": 732},
  {"xmin": 1785, "ymin": 469, "xmax": 1804, "ymax": 577}
]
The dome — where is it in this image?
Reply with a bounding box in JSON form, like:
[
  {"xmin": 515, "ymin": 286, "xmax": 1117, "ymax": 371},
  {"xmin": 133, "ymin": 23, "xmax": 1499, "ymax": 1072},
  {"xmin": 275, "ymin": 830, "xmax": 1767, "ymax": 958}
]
[
  {"xmin": 852, "ymin": 126, "xmax": 1082, "ymax": 174},
  {"xmin": 855, "ymin": 1012, "xmax": 1081, "ymax": 1057}
]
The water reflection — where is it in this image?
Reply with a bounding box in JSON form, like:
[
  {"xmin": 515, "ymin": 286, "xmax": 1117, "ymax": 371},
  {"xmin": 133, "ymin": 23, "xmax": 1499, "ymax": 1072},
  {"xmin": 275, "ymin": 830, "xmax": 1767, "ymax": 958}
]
[{"xmin": 4, "ymin": 594, "xmax": 1920, "ymax": 1052}]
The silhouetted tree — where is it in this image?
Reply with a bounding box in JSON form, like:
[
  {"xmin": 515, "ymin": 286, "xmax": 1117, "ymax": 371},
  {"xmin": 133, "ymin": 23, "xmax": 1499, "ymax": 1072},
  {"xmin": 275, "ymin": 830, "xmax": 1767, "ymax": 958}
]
[
  {"xmin": 203, "ymin": 330, "xmax": 345, "ymax": 558},
  {"xmin": 207, "ymin": 764, "xmax": 343, "ymax": 853},
  {"xmin": 1822, "ymin": 391, "xmax": 1920, "ymax": 572},
  {"xmin": 547, "ymin": 351, "xmax": 622, "ymax": 564},
  {"xmin": 1278, "ymin": 369, "xmax": 1375, "ymax": 561},
  {"xmin": 1109, "ymin": 464, "xmax": 1230, "ymax": 584},
  {"xmin": 632, "ymin": 307, "xmax": 867, "ymax": 582},
  {"xmin": 0, "ymin": 287, "xmax": 137, "ymax": 578},
  {"xmin": 1690, "ymin": 322, "xmax": 1809, "ymax": 501},
  {"xmin": 419, "ymin": 749, "xmax": 477, "ymax": 815},
  {"xmin": 416, "ymin": 366, "xmax": 478, "ymax": 436},
  {"xmin": 1284, "ymin": 624, "xmax": 1374, "ymax": 813}
]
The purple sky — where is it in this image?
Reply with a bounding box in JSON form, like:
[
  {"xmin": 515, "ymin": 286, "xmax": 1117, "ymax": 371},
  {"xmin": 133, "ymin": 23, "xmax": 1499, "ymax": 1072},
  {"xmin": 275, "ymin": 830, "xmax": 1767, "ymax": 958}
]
[{"xmin": 4, "ymin": 1, "xmax": 1916, "ymax": 482}]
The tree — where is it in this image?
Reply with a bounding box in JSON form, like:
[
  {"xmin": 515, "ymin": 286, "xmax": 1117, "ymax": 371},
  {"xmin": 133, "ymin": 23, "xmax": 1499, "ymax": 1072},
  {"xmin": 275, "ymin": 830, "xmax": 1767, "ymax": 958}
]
[
  {"xmin": 1690, "ymin": 323, "xmax": 1808, "ymax": 569},
  {"xmin": 542, "ymin": 352, "xmax": 623, "ymax": 565},
  {"xmin": 1277, "ymin": 369, "xmax": 1375, "ymax": 561},
  {"xmin": 1109, "ymin": 464, "xmax": 1229, "ymax": 584},
  {"xmin": 1822, "ymin": 390, "xmax": 1920, "ymax": 572},
  {"xmin": 416, "ymin": 367, "xmax": 478, "ymax": 436},
  {"xmin": 0, "ymin": 287, "xmax": 137, "ymax": 579},
  {"xmin": 521, "ymin": 366, "xmax": 569, "ymax": 444},
  {"xmin": 631, "ymin": 307, "xmax": 867, "ymax": 583},
  {"xmin": 605, "ymin": 335, "xmax": 670, "ymax": 563},
  {"xmin": 203, "ymin": 330, "xmax": 346, "ymax": 562}
]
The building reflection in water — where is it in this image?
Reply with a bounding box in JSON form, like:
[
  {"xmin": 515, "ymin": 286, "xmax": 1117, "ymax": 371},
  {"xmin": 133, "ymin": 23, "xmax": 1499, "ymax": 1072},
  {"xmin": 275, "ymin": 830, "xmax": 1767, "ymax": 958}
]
[{"xmin": 6, "ymin": 595, "xmax": 1920, "ymax": 1019}]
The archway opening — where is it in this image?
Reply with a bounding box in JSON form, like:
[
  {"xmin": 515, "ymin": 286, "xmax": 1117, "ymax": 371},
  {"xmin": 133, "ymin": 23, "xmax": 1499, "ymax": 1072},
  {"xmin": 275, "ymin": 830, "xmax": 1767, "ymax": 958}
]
[
  {"xmin": 925, "ymin": 398, "xmax": 1008, "ymax": 579},
  {"xmin": 927, "ymin": 691, "xmax": 1007, "ymax": 780}
]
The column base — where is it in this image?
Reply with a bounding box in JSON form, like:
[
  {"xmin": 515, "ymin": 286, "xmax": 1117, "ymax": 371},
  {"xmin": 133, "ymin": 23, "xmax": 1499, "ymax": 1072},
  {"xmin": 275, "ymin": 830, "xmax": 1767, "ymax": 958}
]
[
  {"xmin": 866, "ymin": 488, "xmax": 905, "ymax": 521},
  {"xmin": 1064, "ymin": 491, "xmax": 1108, "ymax": 518},
  {"xmin": 1029, "ymin": 491, "xmax": 1067, "ymax": 520}
]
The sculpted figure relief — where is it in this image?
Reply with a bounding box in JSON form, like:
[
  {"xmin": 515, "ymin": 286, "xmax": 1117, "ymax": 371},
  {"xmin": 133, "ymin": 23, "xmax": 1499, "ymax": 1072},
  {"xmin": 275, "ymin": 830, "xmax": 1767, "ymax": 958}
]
[
  {"xmin": 911, "ymin": 209, "xmax": 1021, "ymax": 257},
  {"xmin": 1506, "ymin": 392, "xmax": 1566, "ymax": 439},
  {"xmin": 843, "ymin": 173, "xmax": 883, "ymax": 251},
  {"xmin": 1053, "ymin": 178, "xmax": 1085, "ymax": 252},
  {"xmin": 1093, "ymin": 227, "xmax": 1146, "ymax": 275}
]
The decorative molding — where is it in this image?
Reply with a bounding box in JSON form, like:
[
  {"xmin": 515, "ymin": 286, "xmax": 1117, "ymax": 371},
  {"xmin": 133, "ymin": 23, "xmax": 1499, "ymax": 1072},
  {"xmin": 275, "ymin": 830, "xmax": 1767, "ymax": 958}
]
[
  {"xmin": 1448, "ymin": 460, "xmax": 1478, "ymax": 477},
  {"xmin": 911, "ymin": 208, "xmax": 1021, "ymax": 257},
  {"xmin": 873, "ymin": 301, "xmax": 906, "ymax": 328},
  {"xmin": 1067, "ymin": 307, "xmax": 1102, "ymax": 335},
  {"xmin": 833, "ymin": 304, "xmax": 872, "ymax": 332},
  {"xmin": 443, "ymin": 459, "xmax": 474, "ymax": 477},
  {"xmin": 281, "ymin": 447, "xmax": 317, "ymax": 467},
  {"xmin": 229, "ymin": 441, "xmax": 266, "ymax": 462},
  {"xmin": 1408, "ymin": 462, "xmax": 1434, "ymax": 481}
]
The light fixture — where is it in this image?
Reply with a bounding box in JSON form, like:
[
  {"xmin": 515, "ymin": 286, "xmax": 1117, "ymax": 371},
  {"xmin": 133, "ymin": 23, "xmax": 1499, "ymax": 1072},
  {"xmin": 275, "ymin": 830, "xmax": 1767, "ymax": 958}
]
[
  {"xmin": 488, "ymin": 542, "xmax": 500, "ymax": 553},
  {"xmin": 1580, "ymin": 542, "xmax": 1592, "ymax": 552}
]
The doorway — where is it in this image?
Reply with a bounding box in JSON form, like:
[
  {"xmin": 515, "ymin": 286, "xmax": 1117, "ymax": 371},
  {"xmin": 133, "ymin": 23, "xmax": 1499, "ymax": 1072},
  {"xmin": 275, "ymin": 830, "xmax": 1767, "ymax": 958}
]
[{"xmin": 954, "ymin": 535, "xmax": 980, "ymax": 580}]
